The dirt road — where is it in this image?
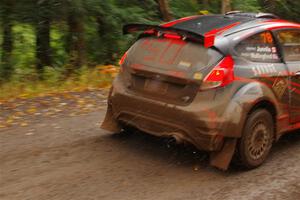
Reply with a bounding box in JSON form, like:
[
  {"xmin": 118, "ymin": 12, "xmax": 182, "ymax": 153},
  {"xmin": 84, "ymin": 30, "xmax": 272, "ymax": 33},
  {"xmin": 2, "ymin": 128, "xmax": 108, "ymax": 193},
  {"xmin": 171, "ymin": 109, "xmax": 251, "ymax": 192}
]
[{"xmin": 0, "ymin": 92, "xmax": 300, "ymax": 200}]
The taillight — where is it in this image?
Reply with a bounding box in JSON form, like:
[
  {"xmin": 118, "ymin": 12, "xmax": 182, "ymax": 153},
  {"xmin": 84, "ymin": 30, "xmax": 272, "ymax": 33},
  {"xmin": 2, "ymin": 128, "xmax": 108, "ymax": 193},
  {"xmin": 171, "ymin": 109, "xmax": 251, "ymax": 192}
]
[
  {"xmin": 119, "ymin": 51, "xmax": 128, "ymax": 66},
  {"xmin": 163, "ymin": 33, "xmax": 182, "ymax": 40},
  {"xmin": 200, "ymin": 55, "xmax": 234, "ymax": 90},
  {"xmin": 119, "ymin": 51, "xmax": 128, "ymax": 73}
]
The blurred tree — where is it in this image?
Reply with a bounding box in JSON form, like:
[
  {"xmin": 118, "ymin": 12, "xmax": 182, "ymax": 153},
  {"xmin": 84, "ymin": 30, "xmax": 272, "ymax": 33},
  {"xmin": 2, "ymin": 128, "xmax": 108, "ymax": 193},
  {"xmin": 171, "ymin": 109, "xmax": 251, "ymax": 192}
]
[
  {"xmin": 259, "ymin": 0, "xmax": 300, "ymax": 21},
  {"xmin": 157, "ymin": 0, "xmax": 173, "ymax": 21},
  {"xmin": 201, "ymin": 0, "xmax": 210, "ymax": 10},
  {"xmin": 0, "ymin": 0, "xmax": 299, "ymax": 85},
  {"xmin": 65, "ymin": 0, "xmax": 86, "ymax": 76},
  {"xmin": 199, "ymin": 0, "xmax": 222, "ymax": 14},
  {"xmin": 169, "ymin": 0, "xmax": 200, "ymax": 18},
  {"xmin": 36, "ymin": 0, "xmax": 52, "ymax": 78},
  {"xmin": 0, "ymin": 0, "xmax": 14, "ymax": 81},
  {"xmin": 222, "ymin": 0, "xmax": 232, "ymax": 14},
  {"xmin": 232, "ymin": 0, "xmax": 260, "ymax": 12},
  {"xmin": 91, "ymin": 0, "xmax": 120, "ymax": 64}
]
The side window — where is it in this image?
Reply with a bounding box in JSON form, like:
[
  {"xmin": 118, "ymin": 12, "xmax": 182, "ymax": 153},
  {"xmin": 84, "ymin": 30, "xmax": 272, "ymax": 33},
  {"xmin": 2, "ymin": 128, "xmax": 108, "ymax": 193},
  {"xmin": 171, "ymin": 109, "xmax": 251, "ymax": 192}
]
[
  {"xmin": 235, "ymin": 31, "xmax": 280, "ymax": 63},
  {"xmin": 276, "ymin": 30, "xmax": 300, "ymax": 62}
]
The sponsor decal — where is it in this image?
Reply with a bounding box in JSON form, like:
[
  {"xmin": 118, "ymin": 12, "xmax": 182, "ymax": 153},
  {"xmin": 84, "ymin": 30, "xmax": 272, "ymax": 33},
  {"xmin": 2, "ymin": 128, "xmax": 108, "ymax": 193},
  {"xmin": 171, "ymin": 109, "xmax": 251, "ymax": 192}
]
[
  {"xmin": 177, "ymin": 61, "xmax": 192, "ymax": 69},
  {"xmin": 251, "ymin": 64, "xmax": 277, "ymax": 76},
  {"xmin": 241, "ymin": 45, "xmax": 279, "ymax": 61},
  {"xmin": 193, "ymin": 72, "xmax": 203, "ymax": 80},
  {"xmin": 272, "ymin": 77, "xmax": 288, "ymax": 99}
]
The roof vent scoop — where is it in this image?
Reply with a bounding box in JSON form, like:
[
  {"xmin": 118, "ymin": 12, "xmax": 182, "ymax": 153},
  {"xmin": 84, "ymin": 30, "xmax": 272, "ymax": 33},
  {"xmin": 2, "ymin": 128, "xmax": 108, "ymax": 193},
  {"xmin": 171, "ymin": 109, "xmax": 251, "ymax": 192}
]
[
  {"xmin": 225, "ymin": 11, "xmax": 279, "ymax": 19},
  {"xmin": 225, "ymin": 11, "xmax": 242, "ymax": 15},
  {"xmin": 255, "ymin": 13, "xmax": 279, "ymax": 19}
]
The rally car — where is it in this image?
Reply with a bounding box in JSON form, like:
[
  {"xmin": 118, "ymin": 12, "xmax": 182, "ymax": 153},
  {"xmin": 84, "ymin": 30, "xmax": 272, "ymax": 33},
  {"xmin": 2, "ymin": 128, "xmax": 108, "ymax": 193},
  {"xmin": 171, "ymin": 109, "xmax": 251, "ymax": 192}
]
[{"xmin": 101, "ymin": 12, "xmax": 300, "ymax": 170}]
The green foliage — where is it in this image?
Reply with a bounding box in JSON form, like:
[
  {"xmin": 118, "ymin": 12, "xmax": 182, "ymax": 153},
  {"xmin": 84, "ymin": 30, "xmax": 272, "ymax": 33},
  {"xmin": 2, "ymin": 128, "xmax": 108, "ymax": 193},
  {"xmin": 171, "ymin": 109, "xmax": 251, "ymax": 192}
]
[
  {"xmin": 0, "ymin": 66, "xmax": 114, "ymax": 100},
  {"xmin": 201, "ymin": 0, "xmax": 222, "ymax": 14},
  {"xmin": 51, "ymin": 23, "xmax": 68, "ymax": 67},
  {"xmin": 259, "ymin": 0, "xmax": 300, "ymax": 22},
  {"xmin": 11, "ymin": 24, "xmax": 36, "ymax": 80},
  {"xmin": 233, "ymin": 0, "xmax": 261, "ymax": 12},
  {"xmin": 0, "ymin": 0, "xmax": 300, "ymax": 98},
  {"xmin": 169, "ymin": 0, "xmax": 200, "ymax": 18}
]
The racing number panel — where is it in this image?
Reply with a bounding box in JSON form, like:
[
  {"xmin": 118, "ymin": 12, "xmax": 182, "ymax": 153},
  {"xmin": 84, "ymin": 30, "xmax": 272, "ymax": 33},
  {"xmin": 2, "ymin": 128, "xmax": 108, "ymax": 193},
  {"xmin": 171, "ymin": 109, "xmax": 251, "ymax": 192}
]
[{"xmin": 233, "ymin": 30, "xmax": 290, "ymax": 113}]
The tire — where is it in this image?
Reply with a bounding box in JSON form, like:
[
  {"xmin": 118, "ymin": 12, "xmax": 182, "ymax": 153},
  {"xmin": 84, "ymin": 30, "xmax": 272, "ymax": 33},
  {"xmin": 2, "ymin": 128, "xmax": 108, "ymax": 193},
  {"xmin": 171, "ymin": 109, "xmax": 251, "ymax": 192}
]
[{"xmin": 237, "ymin": 109, "xmax": 274, "ymax": 169}]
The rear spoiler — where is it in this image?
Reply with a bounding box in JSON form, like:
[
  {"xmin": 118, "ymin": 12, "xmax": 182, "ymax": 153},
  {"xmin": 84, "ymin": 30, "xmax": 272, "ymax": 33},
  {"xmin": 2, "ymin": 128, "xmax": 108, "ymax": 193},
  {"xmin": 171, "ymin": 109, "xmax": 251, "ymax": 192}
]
[
  {"xmin": 123, "ymin": 23, "xmax": 205, "ymax": 45},
  {"xmin": 123, "ymin": 22, "xmax": 243, "ymax": 49}
]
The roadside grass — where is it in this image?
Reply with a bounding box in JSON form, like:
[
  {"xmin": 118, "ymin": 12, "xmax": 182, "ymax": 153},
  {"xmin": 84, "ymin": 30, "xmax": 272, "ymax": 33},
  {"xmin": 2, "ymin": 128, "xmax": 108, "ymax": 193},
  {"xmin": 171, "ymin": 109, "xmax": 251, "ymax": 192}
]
[{"xmin": 0, "ymin": 65, "xmax": 117, "ymax": 102}]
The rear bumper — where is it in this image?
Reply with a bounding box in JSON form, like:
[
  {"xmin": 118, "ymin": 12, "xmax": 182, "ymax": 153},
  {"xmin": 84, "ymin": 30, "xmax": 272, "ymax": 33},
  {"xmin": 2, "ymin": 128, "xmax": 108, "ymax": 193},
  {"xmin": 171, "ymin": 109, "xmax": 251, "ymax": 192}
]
[
  {"xmin": 103, "ymin": 78, "xmax": 238, "ymax": 151},
  {"xmin": 116, "ymin": 110, "xmax": 223, "ymax": 151}
]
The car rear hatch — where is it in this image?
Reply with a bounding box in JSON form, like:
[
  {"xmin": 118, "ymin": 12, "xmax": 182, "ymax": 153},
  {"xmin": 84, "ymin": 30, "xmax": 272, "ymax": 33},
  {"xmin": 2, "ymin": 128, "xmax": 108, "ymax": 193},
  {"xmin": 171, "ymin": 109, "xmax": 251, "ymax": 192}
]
[{"xmin": 120, "ymin": 25, "xmax": 224, "ymax": 105}]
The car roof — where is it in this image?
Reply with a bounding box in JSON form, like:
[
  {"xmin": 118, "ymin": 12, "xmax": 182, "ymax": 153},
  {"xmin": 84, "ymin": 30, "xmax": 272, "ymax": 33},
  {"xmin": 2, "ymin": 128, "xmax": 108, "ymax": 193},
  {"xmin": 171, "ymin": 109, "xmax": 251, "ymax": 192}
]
[
  {"xmin": 164, "ymin": 13, "xmax": 299, "ymax": 37},
  {"xmin": 123, "ymin": 13, "xmax": 300, "ymax": 54}
]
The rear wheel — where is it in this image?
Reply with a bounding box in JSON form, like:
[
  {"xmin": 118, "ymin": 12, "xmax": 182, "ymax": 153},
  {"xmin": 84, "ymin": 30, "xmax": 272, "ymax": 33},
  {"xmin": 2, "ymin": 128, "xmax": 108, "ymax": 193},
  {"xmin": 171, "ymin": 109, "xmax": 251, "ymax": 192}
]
[{"xmin": 237, "ymin": 109, "xmax": 274, "ymax": 169}]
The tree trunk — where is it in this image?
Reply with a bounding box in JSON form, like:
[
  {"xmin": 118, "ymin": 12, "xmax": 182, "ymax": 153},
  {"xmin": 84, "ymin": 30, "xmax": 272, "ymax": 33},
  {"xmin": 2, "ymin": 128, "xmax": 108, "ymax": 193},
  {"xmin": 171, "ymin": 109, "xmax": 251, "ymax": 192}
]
[
  {"xmin": 36, "ymin": 18, "xmax": 51, "ymax": 77},
  {"xmin": 0, "ymin": 0, "xmax": 14, "ymax": 81},
  {"xmin": 157, "ymin": 0, "xmax": 173, "ymax": 21},
  {"xmin": 66, "ymin": 13, "xmax": 85, "ymax": 76},
  {"xmin": 202, "ymin": 0, "xmax": 209, "ymax": 9},
  {"xmin": 35, "ymin": 1, "xmax": 52, "ymax": 79},
  {"xmin": 221, "ymin": 0, "xmax": 231, "ymax": 14},
  {"xmin": 96, "ymin": 16, "xmax": 118, "ymax": 64}
]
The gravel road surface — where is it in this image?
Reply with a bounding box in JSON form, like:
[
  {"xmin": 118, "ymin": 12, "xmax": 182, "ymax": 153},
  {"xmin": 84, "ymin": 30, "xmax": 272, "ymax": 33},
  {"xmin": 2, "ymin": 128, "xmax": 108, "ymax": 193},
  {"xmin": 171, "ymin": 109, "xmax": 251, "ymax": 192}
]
[{"xmin": 0, "ymin": 92, "xmax": 299, "ymax": 200}]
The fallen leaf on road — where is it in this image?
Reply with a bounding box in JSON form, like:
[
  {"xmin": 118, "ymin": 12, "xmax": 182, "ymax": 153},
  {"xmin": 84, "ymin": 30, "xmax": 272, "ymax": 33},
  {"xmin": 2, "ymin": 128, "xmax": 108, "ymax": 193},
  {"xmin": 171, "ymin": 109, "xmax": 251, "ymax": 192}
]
[
  {"xmin": 26, "ymin": 107, "xmax": 37, "ymax": 114},
  {"xmin": 15, "ymin": 111, "xmax": 25, "ymax": 116},
  {"xmin": 20, "ymin": 122, "xmax": 28, "ymax": 127},
  {"xmin": 59, "ymin": 102, "xmax": 67, "ymax": 106},
  {"xmin": 6, "ymin": 119, "xmax": 14, "ymax": 124},
  {"xmin": 0, "ymin": 124, "xmax": 7, "ymax": 128}
]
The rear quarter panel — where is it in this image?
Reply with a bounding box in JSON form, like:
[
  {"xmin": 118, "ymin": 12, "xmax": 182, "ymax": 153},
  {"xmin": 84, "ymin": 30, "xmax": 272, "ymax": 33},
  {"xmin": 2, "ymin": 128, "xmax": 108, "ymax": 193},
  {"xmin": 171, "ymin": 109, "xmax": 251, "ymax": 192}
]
[{"xmin": 214, "ymin": 29, "xmax": 291, "ymax": 138}]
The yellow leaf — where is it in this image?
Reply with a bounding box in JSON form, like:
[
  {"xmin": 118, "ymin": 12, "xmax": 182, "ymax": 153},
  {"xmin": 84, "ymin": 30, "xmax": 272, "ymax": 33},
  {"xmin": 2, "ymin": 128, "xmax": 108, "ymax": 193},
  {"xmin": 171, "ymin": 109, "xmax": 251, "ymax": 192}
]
[
  {"xmin": 27, "ymin": 107, "xmax": 37, "ymax": 114},
  {"xmin": 15, "ymin": 111, "xmax": 25, "ymax": 116},
  {"xmin": 6, "ymin": 119, "xmax": 14, "ymax": 124},
  {"xmin": 20, "ymin": 122, "xmax": 28, "ymax": 127},
  {"xmin": 0, "ymin": 124, "xmax": 7, "ymax": 128},
  {"xmin": 19, "ymin": 93, "xmax": 29, "ymax": 98}
]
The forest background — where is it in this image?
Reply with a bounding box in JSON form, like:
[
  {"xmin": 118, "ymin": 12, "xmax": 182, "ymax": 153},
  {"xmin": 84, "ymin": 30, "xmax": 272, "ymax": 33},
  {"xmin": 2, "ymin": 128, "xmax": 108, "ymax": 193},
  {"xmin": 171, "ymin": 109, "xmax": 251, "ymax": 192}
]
[{"xmin": 0, "ymin": 0, "xmax": 299, "ymax": 99}]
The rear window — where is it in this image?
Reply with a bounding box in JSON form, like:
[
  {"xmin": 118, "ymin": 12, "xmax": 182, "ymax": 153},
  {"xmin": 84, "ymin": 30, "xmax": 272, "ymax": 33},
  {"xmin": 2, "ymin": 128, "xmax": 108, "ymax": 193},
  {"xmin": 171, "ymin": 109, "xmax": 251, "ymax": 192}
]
[{"xmin": 127, "ymin": 37, "xmax": 223, "ymax": 72}]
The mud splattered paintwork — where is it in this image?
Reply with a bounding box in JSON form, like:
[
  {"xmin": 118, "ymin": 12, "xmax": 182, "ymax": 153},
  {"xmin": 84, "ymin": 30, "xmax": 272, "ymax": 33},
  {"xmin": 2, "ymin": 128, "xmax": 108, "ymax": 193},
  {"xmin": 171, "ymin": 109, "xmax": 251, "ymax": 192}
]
[{"xmin": 102, "ymin": 13, "xmax": 300, "ymax": 170}]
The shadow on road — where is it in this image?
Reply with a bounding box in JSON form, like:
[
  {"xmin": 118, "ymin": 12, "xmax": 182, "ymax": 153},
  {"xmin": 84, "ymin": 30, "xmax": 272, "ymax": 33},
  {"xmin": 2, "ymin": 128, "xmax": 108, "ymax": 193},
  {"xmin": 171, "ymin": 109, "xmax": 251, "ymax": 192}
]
[
  {"xmin": 105, "ymin": 129, "xmax": 300, "ymax": 172},
  {"xmin": 109, "ymin": 129, "xmax": 210, "ymax": 167},
  {"xmin": 272, "ymin": 130, "xmax": 300, "ymax": 153}
]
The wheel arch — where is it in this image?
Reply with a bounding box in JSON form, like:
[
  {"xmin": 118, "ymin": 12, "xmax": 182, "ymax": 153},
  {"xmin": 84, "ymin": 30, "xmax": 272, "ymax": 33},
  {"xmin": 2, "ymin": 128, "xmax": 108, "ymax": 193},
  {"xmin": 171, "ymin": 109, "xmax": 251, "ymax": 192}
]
[
  {"xmin": 220, "ymin": 82, "xmax": 281, "ymax": 138},
  {"xmin": 248, "ymin": 99, "xmax": 277, "ymax": 121}
]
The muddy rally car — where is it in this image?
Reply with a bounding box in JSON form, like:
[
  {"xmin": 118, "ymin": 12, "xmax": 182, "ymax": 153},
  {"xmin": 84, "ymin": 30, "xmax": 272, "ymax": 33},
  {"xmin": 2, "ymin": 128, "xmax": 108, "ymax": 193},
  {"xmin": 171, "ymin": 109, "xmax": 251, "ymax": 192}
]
[{"xmin": 101, "ymin": 12, "xmax": 300, "ymax": 170}]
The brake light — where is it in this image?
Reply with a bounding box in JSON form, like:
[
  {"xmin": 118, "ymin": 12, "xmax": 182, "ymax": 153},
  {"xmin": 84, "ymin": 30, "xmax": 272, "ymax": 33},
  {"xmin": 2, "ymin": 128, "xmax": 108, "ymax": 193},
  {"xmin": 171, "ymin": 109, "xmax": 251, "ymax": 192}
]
[
  {"xmin": 144, "ymin": 29, "xmax": 155, "ymax": 35},
  {"xmin": 119, "ymin": 51, "xmax": 128, "ymax": 66},
  {"xmin": 200, "ymin": 55, "xmax": 234, "ymax": 90},
  {"xmin": 164, "ymin": 33, "xmax": 182, "ymax": 40}
]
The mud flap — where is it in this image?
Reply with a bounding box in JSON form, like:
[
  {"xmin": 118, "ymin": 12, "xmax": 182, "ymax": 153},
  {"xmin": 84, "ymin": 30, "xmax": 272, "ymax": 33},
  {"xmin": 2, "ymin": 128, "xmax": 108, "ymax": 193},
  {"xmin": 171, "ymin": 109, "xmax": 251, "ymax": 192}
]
[
  {"xmin": 210, "ymin": 138, "xmax": 237, "ymax": 170},
  {"xmin": 100, "ymin": 103, "xmax": 122, "ymax": 133}
]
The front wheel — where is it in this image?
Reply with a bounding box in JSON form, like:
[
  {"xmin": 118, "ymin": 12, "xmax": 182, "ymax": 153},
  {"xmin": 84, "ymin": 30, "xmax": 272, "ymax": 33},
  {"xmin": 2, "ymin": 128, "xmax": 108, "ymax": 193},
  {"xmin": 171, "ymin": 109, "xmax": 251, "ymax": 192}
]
[{"xmin": 237, "ymin": 109, "xmax": 274, "ymax": 169}]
